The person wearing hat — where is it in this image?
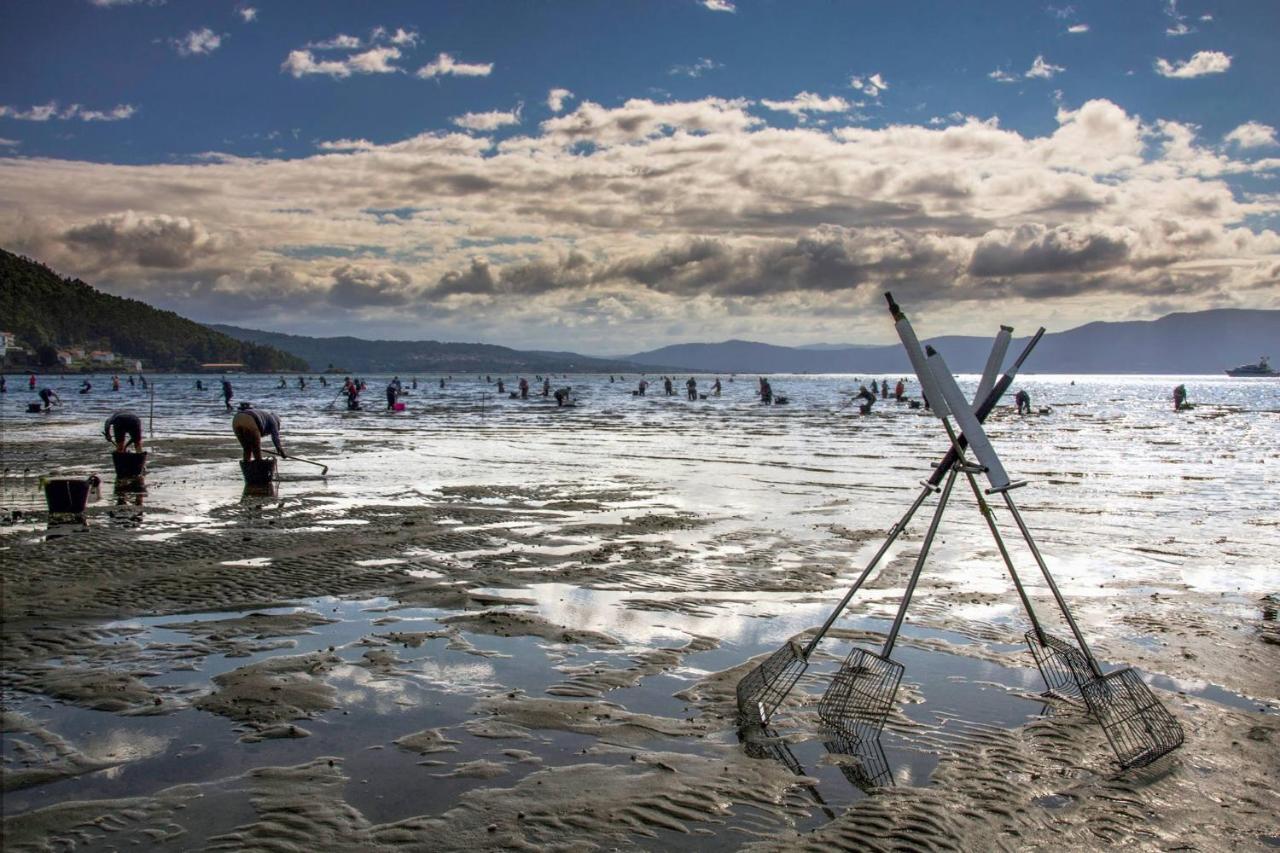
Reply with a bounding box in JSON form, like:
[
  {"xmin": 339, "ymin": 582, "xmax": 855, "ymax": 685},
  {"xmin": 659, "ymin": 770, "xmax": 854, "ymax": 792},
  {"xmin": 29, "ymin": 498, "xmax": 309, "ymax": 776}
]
[{"xmin": 232, "ymin": 402, "xmax": 286, "ymax": 462}]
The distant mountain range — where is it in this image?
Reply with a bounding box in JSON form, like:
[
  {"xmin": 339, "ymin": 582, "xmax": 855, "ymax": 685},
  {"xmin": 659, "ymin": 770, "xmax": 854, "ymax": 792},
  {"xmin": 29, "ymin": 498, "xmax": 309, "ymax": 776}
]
[
  {"xmin": 0, "ymin": 250, "xmax": 306, "ymax": 372},
  {"xmin": 208, "ymin": 324, "xmax": 668, "ymax": 374},
  {"xmin": 7, "ymin": 249, "xmax": 1272, "ymax": 376},
  {"xmin": 626, "ymin": 309, "xmax": 1280, "ymax": 375}
]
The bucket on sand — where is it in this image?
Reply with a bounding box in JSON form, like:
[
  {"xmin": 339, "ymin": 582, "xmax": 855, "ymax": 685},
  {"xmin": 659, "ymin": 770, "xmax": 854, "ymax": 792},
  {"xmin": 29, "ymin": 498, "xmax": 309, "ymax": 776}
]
[
  {"xmin": 111, "ymin": 451, "xmax": 147, "ymax": 478},
  {"xmin": 44, "ymin": 477, "xmax": 97, "ymax": 514},
  {"xmin": 27, "ymin": 403, "xmax": 42, "ymax": 413},
  {"xmin": 240, "ymin": 458, "xmax": 276, "ymax": 486}
]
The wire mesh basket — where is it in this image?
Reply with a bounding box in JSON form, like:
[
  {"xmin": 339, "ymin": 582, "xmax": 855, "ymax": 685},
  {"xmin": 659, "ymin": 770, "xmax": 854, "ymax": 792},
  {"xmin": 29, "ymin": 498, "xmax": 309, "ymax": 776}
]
[
  {"xmin": 1081, "ymin": 667, "xmax": 1184, "ymax": 769},
  {"xmin": 736, "ymin": 640, "xmax": 808, "ymax": 726},
  {"xmin": 1025, "ymin": 629, "xmax": 1090, "ymax": 704},
  {"xmin": 817, "ymin": 646, "xmax": 904, "ymax": 738}
]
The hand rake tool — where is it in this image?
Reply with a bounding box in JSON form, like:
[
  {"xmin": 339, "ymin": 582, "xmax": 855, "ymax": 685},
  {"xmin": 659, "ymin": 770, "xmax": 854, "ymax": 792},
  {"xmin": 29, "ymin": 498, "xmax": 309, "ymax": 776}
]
[
  {"xmin": 891, "ymin": 296, "xmax": 1088, "ymax": 704},
  {"xmin": 262, "ymin": 449, "xmax": 329, "ymax": 476},
  {"xmin": 734, "ymin": 318, "xmax": 1047, "ymax": 728},
  {"xmin": 924, "ymin": 340, "xmax": 1184, "ymax": 769}
]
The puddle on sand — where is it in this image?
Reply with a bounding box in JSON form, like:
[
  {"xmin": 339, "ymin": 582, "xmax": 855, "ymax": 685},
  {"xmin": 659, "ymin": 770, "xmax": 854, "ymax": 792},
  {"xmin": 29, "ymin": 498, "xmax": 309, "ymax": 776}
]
[{"xmin": 3, "ymin": 586, "xmax": 1266, "ymax": 845}]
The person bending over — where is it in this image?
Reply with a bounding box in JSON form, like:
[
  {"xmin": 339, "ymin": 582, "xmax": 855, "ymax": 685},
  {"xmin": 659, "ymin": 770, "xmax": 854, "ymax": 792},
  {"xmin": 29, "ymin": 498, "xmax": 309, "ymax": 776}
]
[
  {"xmin": 104, "ymin": 410, "xmax": 144, "ymax": 454},
  {"xmin": 232, "ymin": 403, "xmax": 286, "ymax": 462}
]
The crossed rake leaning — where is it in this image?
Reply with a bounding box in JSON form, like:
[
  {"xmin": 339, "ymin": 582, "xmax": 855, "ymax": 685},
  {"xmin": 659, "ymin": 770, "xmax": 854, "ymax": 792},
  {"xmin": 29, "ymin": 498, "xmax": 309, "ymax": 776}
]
[{"xmin": 736, "ymin": 293, "xmax": 1184, "ymax": 771}]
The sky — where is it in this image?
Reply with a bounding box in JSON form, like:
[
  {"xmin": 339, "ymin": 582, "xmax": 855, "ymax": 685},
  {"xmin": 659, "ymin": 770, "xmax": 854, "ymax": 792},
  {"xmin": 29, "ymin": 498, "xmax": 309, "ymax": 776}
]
[{"xmin": 1, "ymin": 0, "xmax": 1277, "ymax": 353}]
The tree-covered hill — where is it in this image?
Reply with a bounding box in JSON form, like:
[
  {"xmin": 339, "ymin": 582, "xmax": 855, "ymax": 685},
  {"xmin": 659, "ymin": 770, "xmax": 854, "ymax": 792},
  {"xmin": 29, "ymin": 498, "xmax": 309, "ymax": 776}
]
[{"xmin": 0, "ymin": 249, "xmax": 307, "ymax": 371}]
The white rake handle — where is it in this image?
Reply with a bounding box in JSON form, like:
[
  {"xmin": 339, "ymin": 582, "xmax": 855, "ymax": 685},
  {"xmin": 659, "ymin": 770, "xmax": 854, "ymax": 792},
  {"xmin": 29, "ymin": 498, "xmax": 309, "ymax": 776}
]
[
  {"xmin": 926, "ymin": 346, "xmax": 1011, "ymax": 492},
  {"xmin": 974, "ymin": 326, "xmax": 1013, "ymax": 408}
]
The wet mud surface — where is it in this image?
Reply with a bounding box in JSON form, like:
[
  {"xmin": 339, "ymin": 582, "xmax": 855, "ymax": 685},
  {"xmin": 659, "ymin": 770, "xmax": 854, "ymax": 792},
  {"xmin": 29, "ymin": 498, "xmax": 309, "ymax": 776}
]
[{"xmin": 1, "ymin": 373, "xmax": 1278, "ymax": 850}]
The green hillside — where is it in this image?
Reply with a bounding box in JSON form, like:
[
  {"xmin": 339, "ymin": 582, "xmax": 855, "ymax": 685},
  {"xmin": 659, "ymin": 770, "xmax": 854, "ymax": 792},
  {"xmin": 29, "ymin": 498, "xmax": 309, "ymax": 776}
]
[{"xmin": 0, "ymin": 249, "xmax": 307, "ymax": 371}]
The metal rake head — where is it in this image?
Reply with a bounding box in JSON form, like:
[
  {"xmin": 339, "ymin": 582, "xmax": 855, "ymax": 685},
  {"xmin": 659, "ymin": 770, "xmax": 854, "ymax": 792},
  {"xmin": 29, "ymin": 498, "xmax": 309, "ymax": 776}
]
[
  {"xmin": 817, "ymin": 646, "xmax": 904, "ymax": 739},
  {"xmin": 1024, "ymin": 629, "xmax": 1090, "ymax": 705},
  {"xmin": 823, "ymin": 730, "xmax": 895, "ymax": 792},
  {"xmin": 1081, "ymin": 667, "xmax": 1184, "ymax": 769},
  {"xmin": 736, "ymin": 640, "xmax": 809, "ymax": 727}
]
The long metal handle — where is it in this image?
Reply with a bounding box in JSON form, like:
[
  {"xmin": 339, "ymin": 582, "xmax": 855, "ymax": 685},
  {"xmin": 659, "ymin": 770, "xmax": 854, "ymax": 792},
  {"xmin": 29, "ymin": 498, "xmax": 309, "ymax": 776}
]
[
  {"xmin": 801, "ymin": 483, "xmax": 935, "ymax": 656},
  {"xmin": 938, "ymin": 420, "xmax": 1047, "ymax": 639},
  {"xmin": 883, "ymin": 466, "xmax": 957, "ymax": 656},
  {"xmin": 1000, "ymin": 492, "xmax": 1104, "ymax": 676}
]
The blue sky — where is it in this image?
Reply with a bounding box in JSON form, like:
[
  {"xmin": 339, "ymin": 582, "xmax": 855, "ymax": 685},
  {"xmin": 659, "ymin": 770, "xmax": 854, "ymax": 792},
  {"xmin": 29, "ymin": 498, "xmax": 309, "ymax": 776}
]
[{"xmin": 1, "ymin": 0, "xmax": 1277, "ymax": 350}]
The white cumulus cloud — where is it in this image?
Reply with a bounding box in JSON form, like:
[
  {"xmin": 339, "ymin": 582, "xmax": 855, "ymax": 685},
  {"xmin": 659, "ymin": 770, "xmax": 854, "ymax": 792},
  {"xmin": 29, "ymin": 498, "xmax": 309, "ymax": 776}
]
[
  {"xmin": 388, "ymin": 28, "xmax": 418, "ymax": 46},
  {"xmin": 237, "ymin": 6, "xmax": 257, "ymax": 22},
  {"xmin": 0, "ymin": 102, "xmax": 136, "ymax": 122},
  {"xmin": 547, "ymin": 88, "xmax": 573, "ymax": 113},
  {"xmin": 669, "ymin": 57, "xmax": 721, "ymax": 78},
  {"xmin": 1155, "ymin": 50, "xmax": 1231, "ymax": 78},
  {"xmin": 172, "ymin": 27, "xmax": 221, "ymax": 57},
  {"xmin": 416, "ymin": 53, "xmax": 493, "ymax": 79},
  {"xmin": 3, "ymin": 94, "xmax": 1278, "ymax": 348},
  {"xmin": 316, "ymin": 138, "xmax": 377, "ymax": 152},
  {"xmin": 346, "ymin": 47, "xmax": 401, "ymax": 74},
  {"xmin": 1026, "ymin": 55, "xmax": 1065, "ymax": 79},
  {"xmin": 282, "ymin": 47, "xmax": 401, "ymax": 79},
  {"xmin": 760, "ymin": 92, "xmax": 851, "ymax": 119},
  {"xmin": 850, "ymin": 73, "xmax": 888, "ymax": 97},
  {"xmin": 1225, "ymin": 122, "xmax": 1277, "ymax": 149},
  {"xmin": 307, "ymin": 34, "xmax": 362, "ymax": 50},
  {"xmin": 77, "ymin": 104, "xmax": 137, "ymax": 122},
  {"xmin": 453, "ymin": 106, "xmax": 522, "ymax": 132},
  {"xmin": 701, "ymin": 0, "xmax": 735, "ymax": 11},
  {"xmin": 1067, "ymin": 23, "xmax": 1089, "ymax": 33}
]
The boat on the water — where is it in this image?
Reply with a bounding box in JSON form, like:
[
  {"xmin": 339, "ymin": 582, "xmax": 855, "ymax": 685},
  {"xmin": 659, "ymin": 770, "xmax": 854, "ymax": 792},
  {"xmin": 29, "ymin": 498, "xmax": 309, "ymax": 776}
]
[{"xmin": 1225, "ymin": 356, "xmax": 1277, "ymax": 377}]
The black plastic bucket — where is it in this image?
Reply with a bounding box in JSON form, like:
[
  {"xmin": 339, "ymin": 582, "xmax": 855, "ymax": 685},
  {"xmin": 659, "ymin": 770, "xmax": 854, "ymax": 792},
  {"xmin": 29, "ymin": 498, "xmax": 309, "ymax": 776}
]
[
  {"xmin": 240, "ymin": 458, "xmax": 276, "ymax": 486},
  {"xmin": 27, "ymin": 403, "xmax": 42, "ymax": 413},
  {"xmin": 44, "ymin": 478, "xmax": 93, "ymax": 513},
  {"xmin": 112, "ymin": 451, "xmax": 147, "ymax": 478}
]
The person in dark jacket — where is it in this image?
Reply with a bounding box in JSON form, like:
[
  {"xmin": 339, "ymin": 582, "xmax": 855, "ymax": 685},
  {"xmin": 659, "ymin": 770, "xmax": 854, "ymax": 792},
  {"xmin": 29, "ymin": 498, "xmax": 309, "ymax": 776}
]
[
  {"xmin": 232, "ymin": 403, "xmax": 286, "ymax": 462},
  {"xmin": 104, "ymin": 410, "xmax": 144, "ymax": 453},
  {"xmin": 222, "ymin": 378, "xmax": 234, "ymax": 411},
  {"xmin": 39, "ymin": 387, "xmax": 61, "ymax": 411}
]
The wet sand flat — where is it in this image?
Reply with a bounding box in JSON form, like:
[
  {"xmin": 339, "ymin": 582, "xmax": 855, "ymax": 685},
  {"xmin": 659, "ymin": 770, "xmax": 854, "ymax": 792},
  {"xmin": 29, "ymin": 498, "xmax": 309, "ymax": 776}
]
[{"xmin": 2, "ymin": 373, "xmax": 1278, "ymax": 851}]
